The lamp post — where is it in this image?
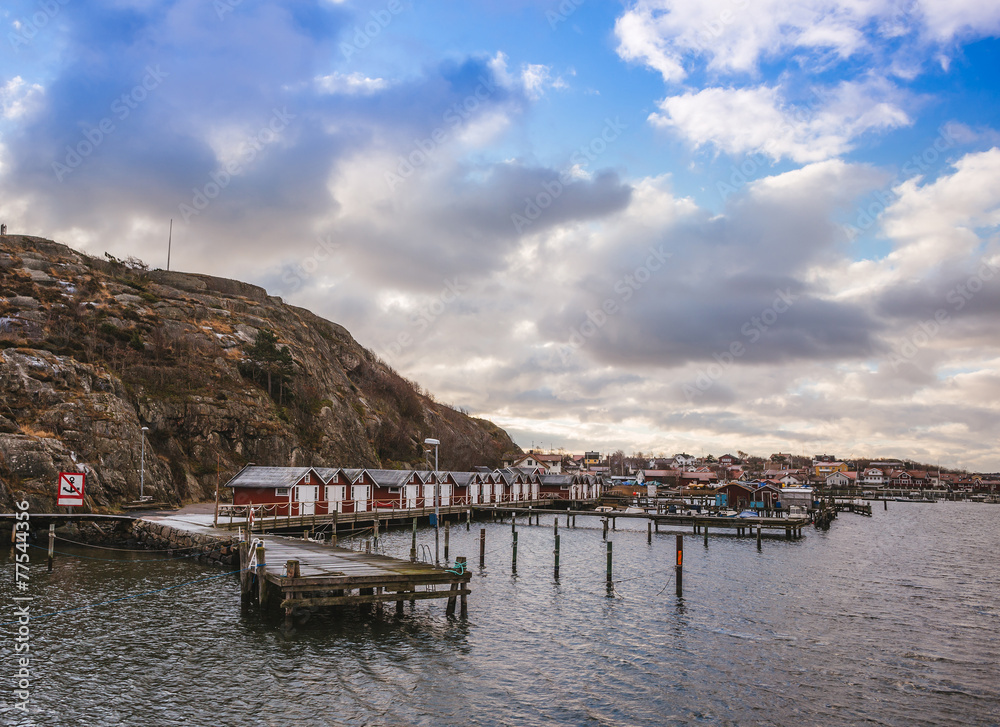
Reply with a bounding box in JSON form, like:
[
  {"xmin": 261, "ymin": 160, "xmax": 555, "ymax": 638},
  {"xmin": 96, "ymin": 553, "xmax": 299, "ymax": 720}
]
[
  {"xmin": 424, "ymin": 438, "xmax": 440, "ymax": 564},
  {"xmin": 140, "ymin": 426, "xmax": 149, "ymax": 501}
]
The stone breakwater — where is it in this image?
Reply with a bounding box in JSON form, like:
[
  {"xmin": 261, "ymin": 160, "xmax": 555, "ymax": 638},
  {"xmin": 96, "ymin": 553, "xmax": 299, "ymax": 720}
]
[{"xmin": 129, "ymin": 520, "xmax": 239, "ymax": 567}]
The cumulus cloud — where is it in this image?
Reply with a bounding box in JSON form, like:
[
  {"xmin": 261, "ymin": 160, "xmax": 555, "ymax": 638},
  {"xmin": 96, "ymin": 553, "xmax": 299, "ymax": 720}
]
[
  {"xmin": 650, "ymin": 80, "xmax": 910, "ymax": 162},
  {"xmin": 615, "ymin": 0, "xmax": 995, "ymax": 164}
]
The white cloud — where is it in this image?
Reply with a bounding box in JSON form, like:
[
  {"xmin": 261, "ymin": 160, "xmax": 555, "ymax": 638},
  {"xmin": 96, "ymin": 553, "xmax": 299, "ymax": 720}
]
[
  {"xmin": 315, "ymin": 72, "xmax": 389, "ymax": 95},
  {"xmin": 0, "ymin": 77, "xmax": 44, "ymax": 121},
  {"xmin": 650, "ymin": 79, "xmax": 909, "ymax": 162},
  {"xmin": 489, "ymin": 52, "xmax": 567, "ymax": 100},
  {"xmin": 881, "ymin": 147, "xmax": 1000, "ymax": 273},
  {"xmin": 615, "ymin": 0, "xmax": 1000, "ymax": 82}
]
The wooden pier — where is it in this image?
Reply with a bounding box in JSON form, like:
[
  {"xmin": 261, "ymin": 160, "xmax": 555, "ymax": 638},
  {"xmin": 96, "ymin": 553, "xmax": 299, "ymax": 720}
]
[
  {"xmin": 238, "ymin": 534, "xmax": 471, "ymax": 631},
  {"xmin": 477, "ymin": 506, "xmax": 810, "ymax": 538}
]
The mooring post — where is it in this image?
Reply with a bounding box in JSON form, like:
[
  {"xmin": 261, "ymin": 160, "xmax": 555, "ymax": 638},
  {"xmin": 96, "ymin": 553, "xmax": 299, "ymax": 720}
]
[
  {"xmin": 675, "ymin": 534, "xmax": 683, "ymax": 597},
  {"xmin": 647, "ymin": 521, "xmax": 652, "ymax": 544},
  {"xmin": 512, "ymin": 512, "xmax": 516, "ymax": 533},
  {"xmin": 255, "ymin": 544, "xmax": 266, "ymax": 608},
  {"xmin": 554, "ymin": 517, "xmax": 559, "ymax": 537},
  {"xmin": 479, "ymin": 527, "xmax": 486, "ymax": 568},
  {"xmin": 374, "ymin": 515, "xmax": 379, "ymax": 543},
  {"xmin": 444, "ymin": 522, "xmax": 450, "ymax": 563},
  {"xmin": 884, "ymin": 497, "xmax": 888, "ymax": 511},
  {"xmin": 332, "ymin": 511, "xmax": 338, "ymax": 547},
  {"xmin": 566, "ymin": 512, "xmax": 570, "ymax": 528},
  {"xmin": 466, "ymin": 508, "xmax": 471, "ymax": 531},
  {"xmin": 457, "ymin": 556, "xmax": 468, "ymax": 617},
  {"xmin": 602, "ymin": 518, "xmax": 609, "ymax": 540},
  {"xmin": 47, "ymin": 523, "xmax": 54, "ymax": 572},
  {"xmin": 757, "ymin": 525, "xmax": 762, "ymax": 550},
  {"xmin": 704, "ymin": 523, "xmax": 708, "ymax": 547},
  {"xmin": 612, "ymin": 517, "xmax": 616, "ymax": 531},
  {"xmin": 606, "ymin": 540, "xmax": 613, "ymax": 586},
  {"xmin": 410, "ymin": 517, "xmax": 418, "ymax": 561},
  {"xmin": 512, "ymin": 531, "xmax": 518, "ymax": 573},
  {"xmin": 554, "ymin": 533, "xmax": 560, "ymax": 579}
]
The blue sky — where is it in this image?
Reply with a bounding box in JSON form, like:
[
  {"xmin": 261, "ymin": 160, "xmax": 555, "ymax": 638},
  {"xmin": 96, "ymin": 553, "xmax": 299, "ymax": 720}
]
[{"xmin": 2, "ymin": 0, "xmax": 1000, "ymax": 469}]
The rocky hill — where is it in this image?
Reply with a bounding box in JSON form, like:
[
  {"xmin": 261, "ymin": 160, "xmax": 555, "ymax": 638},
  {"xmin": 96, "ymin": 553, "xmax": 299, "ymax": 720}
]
[{"xmin": 0, "ymin": 234, "xmax": 520, "ymax": 511}]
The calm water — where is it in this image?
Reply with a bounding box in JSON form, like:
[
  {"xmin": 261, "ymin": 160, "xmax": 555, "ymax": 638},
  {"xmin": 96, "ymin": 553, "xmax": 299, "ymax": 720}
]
[{"xmin": 2, "ymin": 502, "xmax": 999, "ymax": 726}]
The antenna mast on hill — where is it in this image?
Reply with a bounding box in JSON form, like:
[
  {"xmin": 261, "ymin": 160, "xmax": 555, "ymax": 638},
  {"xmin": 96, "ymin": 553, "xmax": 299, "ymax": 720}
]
[{"xmin": 167, "ymin": 218, "xmax": 172, "ymax": 271}]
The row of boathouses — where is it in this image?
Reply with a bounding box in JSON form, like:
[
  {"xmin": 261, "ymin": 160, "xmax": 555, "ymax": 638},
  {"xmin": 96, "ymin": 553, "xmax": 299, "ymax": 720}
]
[{"xmin": 226, "ymin": 465, "xmax": 603, "ymax": 516}]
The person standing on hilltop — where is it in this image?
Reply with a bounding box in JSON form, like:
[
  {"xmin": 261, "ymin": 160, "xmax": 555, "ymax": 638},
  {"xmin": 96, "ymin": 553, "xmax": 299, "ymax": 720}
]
[{"xmin": 1, "ymin": 223, "xmax": 6, "ymax": 235}]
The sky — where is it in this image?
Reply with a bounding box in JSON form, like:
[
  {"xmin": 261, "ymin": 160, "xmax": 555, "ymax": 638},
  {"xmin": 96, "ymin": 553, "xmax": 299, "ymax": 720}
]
[{"xmin": 2, "ymin": 1, "xmax": 1000, "ymax": 470}]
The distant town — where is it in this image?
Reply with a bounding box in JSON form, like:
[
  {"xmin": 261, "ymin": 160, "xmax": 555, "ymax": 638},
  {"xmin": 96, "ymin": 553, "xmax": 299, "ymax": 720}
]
[{"xmin": 505, "ymin": 450, "xmax": 1000, "ymax": 495}]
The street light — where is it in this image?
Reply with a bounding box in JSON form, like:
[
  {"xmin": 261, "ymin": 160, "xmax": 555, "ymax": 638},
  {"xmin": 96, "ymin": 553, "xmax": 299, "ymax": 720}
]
[
  {"xmin": 140, "ymin": 426, "xmax": 150, "ymax": 502},
  {"xmin": 424, "ymin": 438, "xmax": 440, "ymax": 564}
]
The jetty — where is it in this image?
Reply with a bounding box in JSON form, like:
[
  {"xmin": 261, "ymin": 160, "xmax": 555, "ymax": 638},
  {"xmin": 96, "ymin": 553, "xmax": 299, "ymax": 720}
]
[
  {"xmin": 478, "ymin": 505, "xmax": 810, "ymax": 539},
  {"xmin": 239, "ymin": 533, "xmax": 470, "ymax": 631}
]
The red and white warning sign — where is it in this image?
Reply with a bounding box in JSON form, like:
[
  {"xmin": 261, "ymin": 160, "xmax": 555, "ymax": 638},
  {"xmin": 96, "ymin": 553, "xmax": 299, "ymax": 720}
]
[{"xmin": 57, "ymin": 472, "xmax": 86, "ymax": 507}]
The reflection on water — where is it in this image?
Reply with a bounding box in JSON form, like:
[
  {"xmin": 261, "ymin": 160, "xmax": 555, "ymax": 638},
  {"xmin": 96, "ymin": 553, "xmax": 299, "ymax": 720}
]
[{"xmin": 2, "ymin": 503, "xmax": 998, "ymax": 726}]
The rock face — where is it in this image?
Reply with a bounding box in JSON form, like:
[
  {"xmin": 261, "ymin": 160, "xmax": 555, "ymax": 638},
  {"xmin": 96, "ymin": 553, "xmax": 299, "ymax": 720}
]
[{"xmin": 0, "ymin": 235, "xmax": 520, "ymax": 511}]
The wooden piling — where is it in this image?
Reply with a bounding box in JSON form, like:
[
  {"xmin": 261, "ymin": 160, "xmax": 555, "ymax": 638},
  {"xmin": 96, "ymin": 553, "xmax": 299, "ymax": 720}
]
[
  {"xmin": 647, "ymin": 521, "xmax": 652, "ymax": 544},
  {"xmin": 410, "ymin": 517, "xmax": 417, "ymax": 562},
  {"xmin": 444, "ymin": 522, "xmax": 450, "ymax": 563},
  {"xmin": 47, "ymin": 523, "xmax": 54, "ymax": 572},
  {"xmin": 332, "ymin": 511, "xmax": 338, "ymax": 547},
  {"xmin": 479, "ymin": 527, "xmax": 486, "ymax": 568},
  {"xmin": 606, "ymin": 541, "xmax": 613, "ymax": 585},
  {"xmin": 703, "ymin": 523, "xmax": 708, "ymax": 547},
  {"xmin": 602, "ymin": 518, "xmax": 609, "ymax": 540},
  {"xmin": 554, "ymin": 533, "xmax": 560, "ymax": 579},
  {"xmin": 466, "ymin": 508, "xmax": 471, "ymax": 531},
  {"xmin": 255, "ymin": 544, "xmax": 267, "ymax": 608},
  {"xmin": 554, "ymin": 517, "xmax": 559, "ymax": 537},
  {"xmin": 757, "ymin": 525, "xmax": 762, "ymax": 550},
  {"xmin": 457, "ymin": 557, "xmax": 468, "ymax": 617},
  {"xmin": 675, "ymin": 534, "xmax": 683, "ymax": 597},
  {"xmin": 512, "ymin": 531, "xmax": 518, "ymax": 574}
]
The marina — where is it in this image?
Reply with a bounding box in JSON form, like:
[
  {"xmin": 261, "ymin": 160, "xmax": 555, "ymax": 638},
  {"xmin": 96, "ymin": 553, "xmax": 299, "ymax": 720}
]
[{"xmin": 3, "ymin": 501, "xmax": 997, "ymax": 726}]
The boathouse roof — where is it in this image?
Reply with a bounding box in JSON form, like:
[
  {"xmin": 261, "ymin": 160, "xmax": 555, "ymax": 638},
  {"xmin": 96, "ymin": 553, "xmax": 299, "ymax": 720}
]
[{"xmin": 225, "ymin": 466, "xmax": 317, "ymax": 489}]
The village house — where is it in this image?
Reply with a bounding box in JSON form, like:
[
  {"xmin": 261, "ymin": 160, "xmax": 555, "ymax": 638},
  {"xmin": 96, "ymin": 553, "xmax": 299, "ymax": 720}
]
[{"xmin": 825, "ymin": 471, "xmax": 857, "ymax": 488}]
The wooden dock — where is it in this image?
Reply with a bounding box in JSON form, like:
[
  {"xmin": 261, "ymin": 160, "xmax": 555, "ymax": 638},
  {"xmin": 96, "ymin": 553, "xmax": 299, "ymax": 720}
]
[
  {"xmin": 477, "ymin": 506, "xmax": 810, "ymax": 538},
  {"xmin": 238, "ymin": 534, "xmax": 471, "ymax": 631}
]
